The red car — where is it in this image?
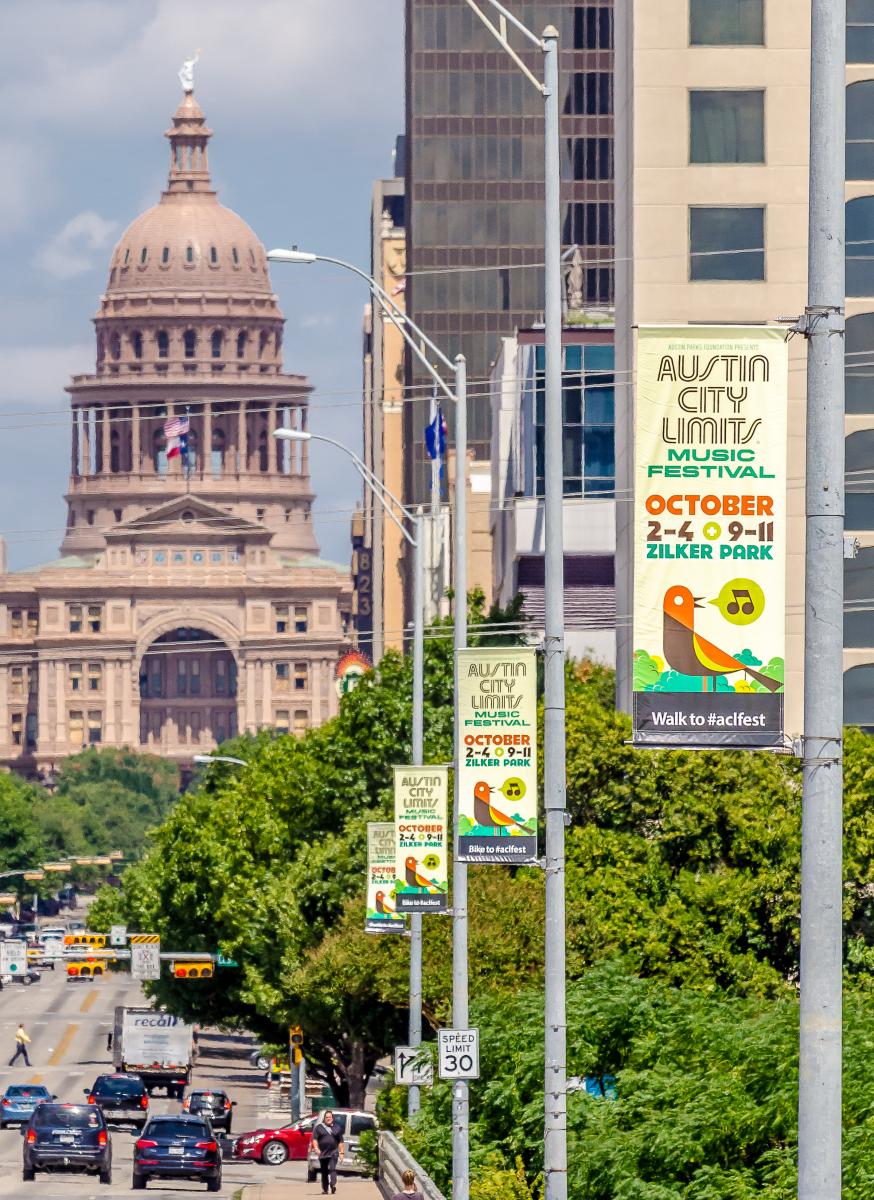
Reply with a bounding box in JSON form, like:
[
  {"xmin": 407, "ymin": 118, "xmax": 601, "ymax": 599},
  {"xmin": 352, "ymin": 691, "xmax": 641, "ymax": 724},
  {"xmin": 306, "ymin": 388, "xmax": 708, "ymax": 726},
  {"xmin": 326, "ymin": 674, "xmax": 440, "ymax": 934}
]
[{"xmin": 231, "ymin": 1114, "xmax": 317, "ymax": 1165}]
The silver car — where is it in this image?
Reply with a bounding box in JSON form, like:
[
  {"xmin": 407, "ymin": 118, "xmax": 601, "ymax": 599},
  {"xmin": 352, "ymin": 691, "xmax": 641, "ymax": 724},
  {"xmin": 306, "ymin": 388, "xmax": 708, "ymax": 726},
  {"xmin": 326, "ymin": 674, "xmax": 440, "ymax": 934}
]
[
  {"xmin": 306, "ymin": 1110, "xmax": 377, "ymax": 1182},
  {"xmin": 0, "ymin": 1084, "xmax": 54, "ymax": 1128}
]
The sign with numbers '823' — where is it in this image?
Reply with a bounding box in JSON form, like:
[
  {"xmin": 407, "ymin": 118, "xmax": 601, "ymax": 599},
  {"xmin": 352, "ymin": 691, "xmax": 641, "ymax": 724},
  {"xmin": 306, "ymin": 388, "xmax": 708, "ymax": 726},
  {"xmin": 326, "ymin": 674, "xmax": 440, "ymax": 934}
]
[{"xmin": 438, "ymin": 1028, "xmax": 480, "ymax": 1080}]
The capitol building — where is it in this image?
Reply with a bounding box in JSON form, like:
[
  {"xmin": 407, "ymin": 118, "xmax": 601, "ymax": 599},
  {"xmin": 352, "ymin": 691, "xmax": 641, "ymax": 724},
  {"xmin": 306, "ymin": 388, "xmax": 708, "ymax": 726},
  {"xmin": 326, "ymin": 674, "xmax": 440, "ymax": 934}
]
[{"xmin": 0, "ymin": 84, "xmax": 352, "ymax": 776}]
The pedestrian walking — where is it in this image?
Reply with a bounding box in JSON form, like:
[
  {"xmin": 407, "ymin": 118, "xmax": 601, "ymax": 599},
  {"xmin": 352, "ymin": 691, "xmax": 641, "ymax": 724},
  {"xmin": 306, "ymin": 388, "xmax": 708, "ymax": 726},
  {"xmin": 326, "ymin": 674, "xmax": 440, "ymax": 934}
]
[
  {"xmin": 9, "ymin": 1023, "xmax": 31, "ymax": 1067},
  {"xmin": 392, "ymin": 1167, "xmax": 425, "ymax": 1200},
  {"xmin": 312, "ymin": 1109, "xmax": 345, "ymax": 1194}
]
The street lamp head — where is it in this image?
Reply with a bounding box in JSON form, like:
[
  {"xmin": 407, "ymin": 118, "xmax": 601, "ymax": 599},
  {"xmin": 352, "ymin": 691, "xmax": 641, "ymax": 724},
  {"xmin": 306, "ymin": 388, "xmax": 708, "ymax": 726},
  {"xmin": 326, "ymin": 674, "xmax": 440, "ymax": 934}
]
[
  {"xmin": 193, "ymin": 753, "xmax": 248, "ymax": 767},
  {"xmin": 267, "ymin": 248, "xmax": 318, "ymax": 265},
  {"xmin": 272, "ymin": 428, "xmax": 311, "ymax": 442}
]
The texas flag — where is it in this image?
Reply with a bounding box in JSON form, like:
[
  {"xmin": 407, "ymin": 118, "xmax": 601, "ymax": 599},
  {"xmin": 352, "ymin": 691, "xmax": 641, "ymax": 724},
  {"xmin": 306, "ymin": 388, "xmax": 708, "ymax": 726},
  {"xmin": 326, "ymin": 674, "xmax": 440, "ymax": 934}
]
[{"xmin": 164, "ymin": 415, "xmax": 190, "ymax": 459}]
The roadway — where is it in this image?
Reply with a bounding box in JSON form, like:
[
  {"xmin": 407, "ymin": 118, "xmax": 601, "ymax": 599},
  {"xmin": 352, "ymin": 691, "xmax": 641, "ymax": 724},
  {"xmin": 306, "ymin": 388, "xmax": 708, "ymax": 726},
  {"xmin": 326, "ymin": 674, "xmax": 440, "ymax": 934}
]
[{"xmin": 0, "ymin": 961, "xmax": 377, "ymax": 1198}]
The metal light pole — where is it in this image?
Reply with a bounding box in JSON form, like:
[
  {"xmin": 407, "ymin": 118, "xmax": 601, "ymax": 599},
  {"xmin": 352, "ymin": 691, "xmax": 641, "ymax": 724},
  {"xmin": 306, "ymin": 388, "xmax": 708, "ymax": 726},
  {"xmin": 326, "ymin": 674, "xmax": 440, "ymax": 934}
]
[
  {"xmin": 798, "ymin": 3, "xmax": 845, "ymax": 1198},
  {"xmin": 268, "ymin": 249, "xmax": 468, "ymax": 1126},
  {"xmin": 454, "ymin": 7, "xmax": 566, "ymax": 1197},
  {"xmin": 272, "ymin": 426, "xmax": 427, "ymax": 1116}
]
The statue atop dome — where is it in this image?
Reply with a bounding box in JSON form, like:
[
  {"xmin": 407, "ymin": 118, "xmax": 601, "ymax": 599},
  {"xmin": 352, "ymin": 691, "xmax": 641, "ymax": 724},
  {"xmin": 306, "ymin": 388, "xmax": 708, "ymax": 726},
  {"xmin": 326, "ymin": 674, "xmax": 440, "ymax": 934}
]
[{"xmin": 178, "ymin": 50, "xmax": 201, "ymax": 94}]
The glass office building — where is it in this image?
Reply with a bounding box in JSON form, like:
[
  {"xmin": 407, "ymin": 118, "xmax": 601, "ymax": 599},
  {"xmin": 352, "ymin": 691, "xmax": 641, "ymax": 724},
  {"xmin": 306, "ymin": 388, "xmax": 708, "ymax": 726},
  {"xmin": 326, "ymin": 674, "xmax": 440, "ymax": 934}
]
[{"xmin": 405, "ymin": 0, "xmax": 614, "ymax": 501}]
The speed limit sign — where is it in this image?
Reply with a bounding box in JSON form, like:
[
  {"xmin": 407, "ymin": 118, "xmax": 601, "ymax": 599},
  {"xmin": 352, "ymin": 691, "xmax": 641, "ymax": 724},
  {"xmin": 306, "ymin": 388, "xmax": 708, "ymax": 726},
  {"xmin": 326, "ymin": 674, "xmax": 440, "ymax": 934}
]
[{"xmin": 438, "ymin": 1028, "xmax": 479, "ymax": 1080}]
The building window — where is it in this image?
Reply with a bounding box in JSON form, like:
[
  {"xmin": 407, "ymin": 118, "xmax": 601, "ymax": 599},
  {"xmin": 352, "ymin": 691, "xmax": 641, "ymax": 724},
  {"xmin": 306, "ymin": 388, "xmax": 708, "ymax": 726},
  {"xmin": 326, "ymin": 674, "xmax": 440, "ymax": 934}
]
[
  {"xmin": 88, "ymin": 663, "xmax": 102, "ymax": 692},
  {"xmin": 570, "ymin": 71, "xmax": 613, "ymax": 115},
  {"xmin": 69, "ymin": 663, "xmax": 82, "ymax": 692},
  {"xmin": 10, "ymin": 667, "xmax": 24, "ymax": 699},
  {"xmin": 156, "ymin": 330, "xmax": 169, "ymax": 358},
  {"xmin": 215, "ymin": 659, "xmax": 227, "ymax": 695},
  {"xmin": 210, "ymin": 246, "xmax": 218, "ymax": 264},
  {"xmin": 294, "ymin": 662, "xmax": 308, "ymax": 691},
  {"xmin": 211, "ymin": 330, "xmax": 223, "ymax": 357},
  {"xmin": 131, "ymin": 330, "xmax": 143, "ymax": 359},
  {"xmin": 846, "ymin": 197, "xmax": 874, "ymax": 295},
  {"xmin": 849, "ymin": 1, "xmax": 874, "ymax": 62},
  {"xmin": 563, "ymin": 203, "xmax": 614, "ymax": 247},
  {"xmin": 847, "ymin": 81, "xmax": 874, "ymax": 178},
  {"xmin": 190, "ymin": 660, "xmax": 201, "ymax": 695},
  {"xmin": 177, "ymin": 659, "xmax": 187, "ymax": 696},
  {"xmin": 573, "ymin": 5, "xmax": 612, "ymax": 49},
  {"xmin": 68, "ymin": 710, "xmax": 84, "ymax": 747},
  {"xmin": 690, "ymin": 0, "xmax": 763, "ymax": 45},
  {"xmin": 294, "ymin": 709, "xmax": 309, "ymax": 736},
  {"xmin": 27, "ymin": 610, "xmax": 37, "ymax": 636},
  {"xmin": 236, "ymin": 331, "xmax": 247, "ymax": 359},
  {"xmin": 275, "ymin": 662, "xmax": 290, "ymax": 692},
  {"xmin": 689, "ymin": 90, "xmax": 765, "ymax": 163},
  {"xmin": 25, "ymin": 713, "xmax": 36, "ymax": 751},
  {"xmin": 161, "ymin": 246, "xmax": 170, "ymax": 264},
  {"xmin": 10, "ymin": 609, "xmax": 23, "ymax": 637},
  {"xmin": 689, "ymin": 206, "xmax": 765, "ymax": 280},
  {"xmin": 533, "ymin": 343, "xmax": 615, "ymax": 498},
  {"xmin": 259, "ymin": 330, "xmax": 270, "ymax": 359},
  {"xmin": 87, "ymin": 605, "xmax": 102, "ymax": 633},
  {"xmin": 294, "ymin": 606, "xmax": 308, "ymax": 634},
  {"xmin": 275, "ymin": 604, "xmax": 289, "ymax": 633},
  {"xmin": 150, "ymin": 659, "xmax": 164, "ymax": 698},
  {"xmin": 567, "ymin": 137, "xmax": 613, "ymax": 182},
  {"xmin": 68, "ymin": 605, "xmax": 83, "ymax": 633},
  {"xmin": 140, "ymin": 247, "xmax": 148, "ymax": 265},
  {"xmin": 11, "ymin": 711, "xmax": 24, "ymax": 747},
  {"xmin": 275, "ymin": 709, "xmax": 290, "ymax": 734},
  {"xmin": 232, "ymin": 247, "xmax": 240, "ymax": 265},
  {"xmin": 186, "ymin": 245, "xmax": 194, "ymax": 263},
  {"xmin": 110, "ymin": 431, "xmax": 121, "ymax": 473},
  {"xmin": 87, "ymin": 510, "xmax": 95, "ymax": 526},
  {"xmin": 88, "ymin": 711, "xmax": 102, "ymax": 745},
  {"xmin": 183, "ymin": 329, "xmax": 197, "ymax": 358}
]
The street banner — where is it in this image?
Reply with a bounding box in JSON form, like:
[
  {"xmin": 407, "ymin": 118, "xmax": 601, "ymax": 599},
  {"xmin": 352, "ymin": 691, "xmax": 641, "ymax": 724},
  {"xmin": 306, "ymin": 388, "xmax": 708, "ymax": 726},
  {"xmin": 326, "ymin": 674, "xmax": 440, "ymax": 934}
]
[
  {"xmin": 632, "ymin": 326, "xmax": 787, "ymax": 748},
  {"xmin": 456, "ymin": 647, "xmax": 538, "ymax": 863},
  {"xmin": 366, "ymin": 822, "xmax": 406, "ymax": 934},
  {"xmin": 393, "ymin": 767, "xmax": 449, "ymax": 913}
]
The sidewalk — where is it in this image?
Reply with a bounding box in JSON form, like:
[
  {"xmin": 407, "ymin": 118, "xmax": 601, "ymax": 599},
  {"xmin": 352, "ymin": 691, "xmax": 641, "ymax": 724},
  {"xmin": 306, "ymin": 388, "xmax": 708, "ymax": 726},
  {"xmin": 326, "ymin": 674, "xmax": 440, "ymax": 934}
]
[{"xmin": 240, "ymin": 1179, "xmax": 382, "ymax": 1199}]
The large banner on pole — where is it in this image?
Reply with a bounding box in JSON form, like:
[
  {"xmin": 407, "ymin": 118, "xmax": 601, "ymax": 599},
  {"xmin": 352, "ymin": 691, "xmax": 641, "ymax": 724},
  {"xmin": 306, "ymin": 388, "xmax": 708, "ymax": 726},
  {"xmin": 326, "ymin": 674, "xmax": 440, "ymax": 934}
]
[
  {"xmin": 632, "ymin": 326, "xmax": 787, "ymax": 748},
  {"xmin": 394, "ymin": 767, "xmax": 449, "ymax": 913},
  {"xmin": 365, "ymin": 823, "xmax": 406, "ymax": 935},
  {"xmin": 456, "ymin": 647, "xmax": 538, "ymax": 863}
]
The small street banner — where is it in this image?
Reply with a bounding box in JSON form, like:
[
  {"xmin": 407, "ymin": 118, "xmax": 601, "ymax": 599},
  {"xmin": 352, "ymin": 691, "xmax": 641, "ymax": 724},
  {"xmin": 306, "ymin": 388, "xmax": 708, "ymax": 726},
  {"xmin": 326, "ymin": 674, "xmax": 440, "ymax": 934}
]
[
  {"xmin": 456, "ymin": 647, "xmax": 538, "ymax": 863},
  {"xmin": 632, "ymin": 326, "xmax": 788, "ymax": 748},
  {"xmin": 366, "ymin": 822, "xmax": 406, "ymax": 934},
  {"xmin": 393, "ymin": 766, "xmax": 449, "ymax": 913}
]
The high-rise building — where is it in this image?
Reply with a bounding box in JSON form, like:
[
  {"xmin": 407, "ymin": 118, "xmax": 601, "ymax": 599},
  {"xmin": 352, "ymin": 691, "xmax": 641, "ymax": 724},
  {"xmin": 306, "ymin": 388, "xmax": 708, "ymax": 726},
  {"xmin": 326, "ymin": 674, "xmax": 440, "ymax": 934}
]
[
  {"xmin": 0, "ymin": 86, "xmax": 351, "ymax": 777},
  {"xmin": 404, "ymin": 0, "xmax": 615, "ymax": 505},
  {"xmin": 842, "ymin": 6, "xmax": 874, "ymax": 729},
  {"xmin": 613, "ymin": 0, "xmax": 810, "ymax": 733}
]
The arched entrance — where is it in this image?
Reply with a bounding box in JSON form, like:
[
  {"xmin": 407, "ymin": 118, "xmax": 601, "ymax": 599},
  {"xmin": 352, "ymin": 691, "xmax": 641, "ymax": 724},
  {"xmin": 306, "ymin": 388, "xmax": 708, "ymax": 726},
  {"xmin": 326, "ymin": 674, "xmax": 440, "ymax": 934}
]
[{"xmin": 139, "ymin": 627, "xmax": 238, "ymax": 755}]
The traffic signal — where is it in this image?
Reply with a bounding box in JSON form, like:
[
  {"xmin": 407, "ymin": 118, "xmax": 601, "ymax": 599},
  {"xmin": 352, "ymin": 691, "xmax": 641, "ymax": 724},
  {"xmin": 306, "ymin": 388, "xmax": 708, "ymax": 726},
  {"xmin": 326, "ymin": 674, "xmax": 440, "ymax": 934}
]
[
  {"xmin": 67, "ymin": 961, "xmax": 105, "ymax": 977},
  {"xmin": 172, "ymin": 961, "xmax": 213, "ymax": 979},
  {"xmin": 290, "ymin": 1025, "xmax": 304, "ymax": 1065},
  {"xmin": 64, "ymin": 933, "xmax": 107, "ymax": 948}
]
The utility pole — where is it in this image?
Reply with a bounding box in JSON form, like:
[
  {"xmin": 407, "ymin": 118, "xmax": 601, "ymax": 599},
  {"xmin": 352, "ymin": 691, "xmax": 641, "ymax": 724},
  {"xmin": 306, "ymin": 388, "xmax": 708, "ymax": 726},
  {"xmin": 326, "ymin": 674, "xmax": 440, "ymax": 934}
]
[
  {"xmin": 451, "ymin": 353, "xmax": 469, "ymax": 1200},
  {"xmin": 540, "ymin": 27, "xmax": 567, "ymax": 1200},
  {"xmin": 408, "ymin": 514, "xmax": 425, "ymax": 1117},
  {"xmin": 798, "ymin": 4, "xmax": 845, "ymax": 1200}
]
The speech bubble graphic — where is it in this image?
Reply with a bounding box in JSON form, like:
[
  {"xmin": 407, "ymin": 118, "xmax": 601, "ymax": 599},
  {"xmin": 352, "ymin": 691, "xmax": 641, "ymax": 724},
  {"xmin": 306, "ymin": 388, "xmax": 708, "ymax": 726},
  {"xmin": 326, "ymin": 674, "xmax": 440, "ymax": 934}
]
[
  {"xmin": 710, "ymin": 577, "xmax": 765, "ymax": 626},
  {"xmin": 499, "ymin": 777, "xmax": 526, "ymax": 803}
]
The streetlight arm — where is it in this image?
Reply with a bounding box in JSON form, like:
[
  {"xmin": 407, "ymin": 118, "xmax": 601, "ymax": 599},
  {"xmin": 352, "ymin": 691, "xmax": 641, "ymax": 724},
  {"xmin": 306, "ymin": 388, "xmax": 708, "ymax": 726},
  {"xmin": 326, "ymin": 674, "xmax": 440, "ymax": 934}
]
[
  {"xmin": 462, "ymin": 0, "xmax": 546, "ymax": 92},
  {"xmin": 297, "ymin": 431, "xmax": 415, "ymax": 528},
  {"xmin": 376, "ymin": 297, "xmax": 458, "ymax": 407}
]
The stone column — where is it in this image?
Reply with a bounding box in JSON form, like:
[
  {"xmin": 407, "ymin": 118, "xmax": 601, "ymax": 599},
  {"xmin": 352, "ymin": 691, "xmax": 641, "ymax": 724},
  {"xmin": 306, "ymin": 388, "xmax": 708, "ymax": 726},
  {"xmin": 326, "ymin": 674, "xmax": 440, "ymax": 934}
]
[
  {"xmin": 269, "ymin": 402, "xmax": 278, "ymax": 473},
  {"xmin": 0, "ymin": 666, "xmax": 8, "ymax": 747},
  {"xmin": 104, "ymin": 659, "xmax": 115, "ymax": 744},
  {"xmin": 37, "ymin": 660, "xmax": 50, "ymax": 750},
  {"xmin": 243, "ymin": 657, "xmax": 257, "ymax": 731},
  {"xmin": 131, "ymin": 405, "xmax": 141, "ymax": 475},
  {"xmin": 236, "ymin": 401, "xmax": 245, "ymax": 475},
  {"xmin": 71, "ymin": 411, "xmax": 80, "ymax": 477},
  {"xmin": 203, "ymin": 400, "xmax": 213, "ymax": 480},
  {"xmin": 55, "ymin": 663, "xmax": 65, "ymax": 744},
  {"xmin": 261, "ymin": 659, "xmax": 272, "ymax": 726},
  {"xmin": 95, "ymin": 406, "xmax": 105, "ymax": 474},
  {"xmin": 300, "ymin": 405, "xmax": 310, "ymax": 478},
  {"xmin": 122, "ymin": 659, "xmax": 136, "ymax": 746}
]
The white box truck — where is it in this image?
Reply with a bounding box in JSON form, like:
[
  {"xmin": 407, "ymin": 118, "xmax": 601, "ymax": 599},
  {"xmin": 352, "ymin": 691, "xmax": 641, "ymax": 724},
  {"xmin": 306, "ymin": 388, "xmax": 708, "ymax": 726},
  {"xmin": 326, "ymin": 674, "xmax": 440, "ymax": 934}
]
[{"xmin": 113, "ymin": 1007, "xmax": 193, "ymax": 1097}]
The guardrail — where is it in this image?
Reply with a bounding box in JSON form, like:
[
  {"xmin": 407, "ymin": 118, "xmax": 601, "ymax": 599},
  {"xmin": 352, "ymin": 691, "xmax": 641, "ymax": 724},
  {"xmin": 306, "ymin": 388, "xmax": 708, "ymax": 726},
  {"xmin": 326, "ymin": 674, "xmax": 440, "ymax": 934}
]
[{"xmin": 378, "ymin": 1131, "xmax": 445, "ymax": 1200}]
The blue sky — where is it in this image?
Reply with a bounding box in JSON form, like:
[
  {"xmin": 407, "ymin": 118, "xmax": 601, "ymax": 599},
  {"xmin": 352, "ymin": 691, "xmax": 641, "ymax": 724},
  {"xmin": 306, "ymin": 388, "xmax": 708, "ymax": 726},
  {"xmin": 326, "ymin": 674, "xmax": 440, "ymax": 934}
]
[{"xmin": 0, "ymin": 0, "xmax": 404, "ymax": 570}]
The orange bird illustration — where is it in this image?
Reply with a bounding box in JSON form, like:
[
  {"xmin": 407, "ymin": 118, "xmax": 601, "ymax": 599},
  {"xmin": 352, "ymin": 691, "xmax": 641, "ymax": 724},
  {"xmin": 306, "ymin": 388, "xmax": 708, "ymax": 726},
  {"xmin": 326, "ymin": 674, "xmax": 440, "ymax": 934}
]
[
  {"xmin": 662, "ymin": 585, "xmax": 780, "ymax": 692},
  {"xmin": 405, "ymin": 856, "xmax": 439, "ymax": 891},
  {"xmin": 473, "ymin": 781, "xmax": 530, "ymax": 834},
  {"xmin": 374, "ymin": 890, "xmax": 394, "ymax": 914}
]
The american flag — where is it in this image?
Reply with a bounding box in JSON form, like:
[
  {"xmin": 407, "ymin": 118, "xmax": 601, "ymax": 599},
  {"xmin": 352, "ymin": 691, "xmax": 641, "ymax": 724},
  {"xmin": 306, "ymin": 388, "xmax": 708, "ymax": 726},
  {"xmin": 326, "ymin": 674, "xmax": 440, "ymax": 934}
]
[{"xmin": 164, "ymin": 415, "xmax": 190, "ymax": 459}]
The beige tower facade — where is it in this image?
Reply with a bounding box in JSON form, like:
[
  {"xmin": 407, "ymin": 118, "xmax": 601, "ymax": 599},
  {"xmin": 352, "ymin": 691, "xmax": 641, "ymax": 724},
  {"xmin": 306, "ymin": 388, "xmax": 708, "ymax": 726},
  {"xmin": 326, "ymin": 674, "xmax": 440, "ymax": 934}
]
[
  {"xmin": 614, "ymin": 0, "xmax": 810, "ymax": 734},
  {"xmin": 0, "ymin": 90, "xmax": 351, "ymax": 777}
]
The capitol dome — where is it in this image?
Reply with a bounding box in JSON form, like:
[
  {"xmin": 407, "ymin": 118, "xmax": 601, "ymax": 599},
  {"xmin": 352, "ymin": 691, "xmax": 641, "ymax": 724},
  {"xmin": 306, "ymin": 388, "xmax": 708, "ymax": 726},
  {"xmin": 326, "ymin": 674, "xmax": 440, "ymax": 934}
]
[{"xmin": 94, "ymin": 91, "xmax": 284, "ymax": 377}]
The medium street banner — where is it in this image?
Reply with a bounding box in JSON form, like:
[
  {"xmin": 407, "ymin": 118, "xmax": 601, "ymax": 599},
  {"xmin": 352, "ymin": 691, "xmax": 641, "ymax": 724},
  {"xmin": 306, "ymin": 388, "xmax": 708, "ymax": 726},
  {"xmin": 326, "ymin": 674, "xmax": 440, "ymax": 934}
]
[
  {"xmin": 632, "ymin": 326, "xmax": 788, "ymax": 748},
  {"xmin": 365, "ymin": 822, "xmax": 406, "ymax": 934},
  {"xmin": 456, "ymin": 647, "xmax": 538, "ymax": 863},
  {"xmin": 394, "ymin": 767, "xmax": 449, "ymax": 913}
]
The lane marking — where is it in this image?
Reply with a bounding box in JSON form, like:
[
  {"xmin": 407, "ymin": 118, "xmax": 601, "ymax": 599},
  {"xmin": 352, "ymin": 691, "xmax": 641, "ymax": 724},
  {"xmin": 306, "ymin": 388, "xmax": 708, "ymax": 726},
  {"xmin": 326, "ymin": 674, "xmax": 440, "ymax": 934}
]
[
  {"xmin": 26, "ymin": 1075, "xmax": 43, "ymax": 1085},
  {"xmin": 79, "ymin": 989, "xmax": 98, "ymax": 1014},
  {"xmin": 48, "ymin": 1023, "xmax": 79, "ymax": 1066}
]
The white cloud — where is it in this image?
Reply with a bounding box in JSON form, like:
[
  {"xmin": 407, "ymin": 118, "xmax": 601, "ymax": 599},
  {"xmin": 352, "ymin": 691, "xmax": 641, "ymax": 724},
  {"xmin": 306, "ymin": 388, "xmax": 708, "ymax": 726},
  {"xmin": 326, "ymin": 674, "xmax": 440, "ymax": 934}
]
[
  {"xmin": 34, "ymin": 211, "xmax": 118, "ymax": 279},
  {"xmin": 0, "ymin": 0, "xmax": 403, "ymax": 132},
  {"xmin": 0, "ymin": 139, "xmax": 51, "ymax": 236},
  {"xmin": 0, "ymin": 343, "xmax": 94, "ymax": 406}
]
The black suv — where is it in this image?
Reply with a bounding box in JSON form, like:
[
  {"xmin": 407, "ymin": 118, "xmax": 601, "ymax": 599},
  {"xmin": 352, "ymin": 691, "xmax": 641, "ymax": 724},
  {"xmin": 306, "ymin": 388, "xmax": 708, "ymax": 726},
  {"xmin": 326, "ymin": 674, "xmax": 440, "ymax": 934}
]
[
  {"xmin": 22, "ymin": 1103, "xmax": 112, "ymax": 1184},
  {"xmin": 85, "ymin": 1074, "xmax": 149, "ymax": 1128},
  {"xmin": 182, "ymin": 1088, "xmax": 236, "ymax": 1133},
  {"xmin": 133, "ymin": 1114, "xmax": 222, "ymax": 1191}
]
